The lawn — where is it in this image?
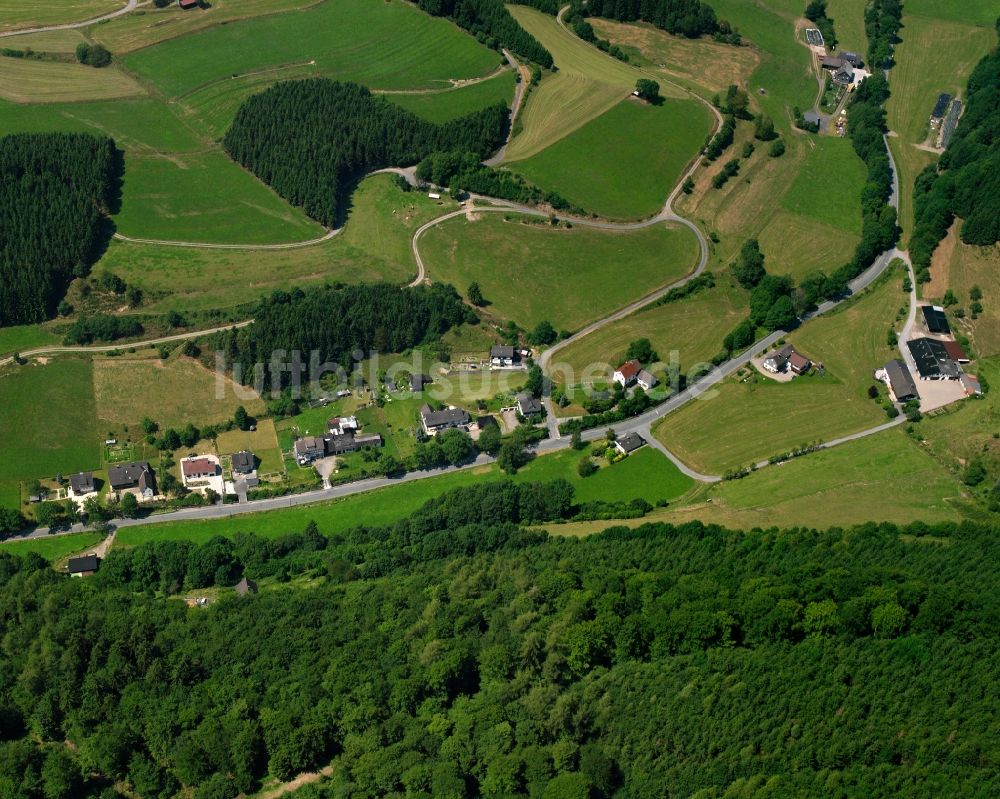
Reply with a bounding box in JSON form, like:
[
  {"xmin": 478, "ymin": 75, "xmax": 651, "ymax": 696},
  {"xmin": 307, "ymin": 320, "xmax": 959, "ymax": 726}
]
[
  {"xmin": 387, "ymin": 70, "xmax": 517, "ymax": 124},
  {"xmin": 99, "ymin": 175, "xmax": 455, "ymax": 312},
  {"xmin": 553, "ymin": 280, "xmax": 748, "ymax": 389},
  {"xmin": 114, "ymin": 445, "xmax": 693, "ymax": 545},
  {"xmin": 114, "ymin": 151, "xmax": 324, "ymax": 244},
  {"xmin": 123, "ymin": 0, "xmax": 501, "ymax": 100},
  {"xmin": 504, "ymin": 5, "xmax": 687, "ymax": 161},
  {"xmin": 0, "ymin": 358, "xmax": 102, "ymax": 508},
  {"xmin": 92, "ymin": 353, "xmax": 265, "ymax": 430},
  {"xmin": 510, "ymin": 95, "xmax": 713, "ymax": 219},
  {"xmin": 420, "ymin": 214, "xmax": 698, "ymax": 331},
  {"xmin": 0, "ymin": 533, "xmax": 104, "ymax": 562},
  {"xmin": 0, "ymin": 0, "xmax": 120, "ymax": 31},
  {"xmin": 779, "ymin": 136, "xmax": 868, "ymax": 235},
  {"xmin": 0, "ymin": 57, "xmax": 145, "ymax": 103}
]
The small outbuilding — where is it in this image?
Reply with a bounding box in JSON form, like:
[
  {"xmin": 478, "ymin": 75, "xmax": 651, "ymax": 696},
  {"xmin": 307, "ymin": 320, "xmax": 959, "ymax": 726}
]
[
  {"xmin": 636, "ymin": 369, "xmax": 659, "ymax": 391},
  {"xmin": 614, "ymin": 432, "xmax": 646, "ymax": 456},
  {"xmin": 921, "ymin": 305, "xmax": 950, "ymax": 334},
  {"xmin": 67, "ymin": 555, "xmax": 99, "ymax": 578}
]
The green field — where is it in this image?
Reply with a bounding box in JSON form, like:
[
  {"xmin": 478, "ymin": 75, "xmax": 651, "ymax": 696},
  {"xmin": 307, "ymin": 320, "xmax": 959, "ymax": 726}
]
[
  {"xmin": 901, "ymin": 0, "xmax": 1000, "ymax": 26},
  {"xmin": 387, "ymin": 70, "xmax": 517, "ymax": 124},
  {"xmin": 824, "ymin": 0, "xmax": 869, "ymax": 54},
  {"xmin": 123, "ymin": 0, "xmax": 501, "ymax": 100},
  {"xmin": 779, "ymin": 136, "xmax": 868, "ymax": 235},
  {"xmin": 0, "ymin": 532, "xmax": 104, "ymax": 561},
  {"xmin": 420, "ymin": 214, "xmax": 699, "ymax": 331},
  {"xmin": 0, "ymin": 0, "xmax": 120, "ymax": 31},
  {"xmin": 653, "ymin": 274, "xmax": 904, "ymax": 474},
  {"xmin": 0, "ymin": 324, "xmax": 62, "ymax": 358},
  {"xmin": 0, "ymin": 358, "xmax": 102, "ymax": 509},
  {"xmin": 510, "ymin": 96, "xmax": 712, "ymax": 219},
  {"xmin": 99, "ymin": 174, "xmax": 455, "ymax": 312},
  {"xmin": 113, "ymin": 151, "xmax": 325, "ymax": 243},
  {"xmin": 0, "ymin": 29, "xmax": 87, "ymax": 52},
  {"xmin": 756, "ymin": 210, "xmax": 861, "ymax": 282},
  {"xmin": 0, "ymin": 57, "xmax": 145, "ymax": 103},
  {"xmin": 114, "ymin": 446, "xmax": 693, "ymax": 545}
]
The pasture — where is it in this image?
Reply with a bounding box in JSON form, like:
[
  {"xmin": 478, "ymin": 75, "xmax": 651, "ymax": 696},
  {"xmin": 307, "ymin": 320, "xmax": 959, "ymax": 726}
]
[
  {"xmin": 824, "ymin": 0, "xmax": 869, "ymax": 55},
  {"xmin": 1, "ymin": 29, "xmax": 86, "ymax": 52},
  {"xmin": 0, "ymin": 57, "xmax": 144, "ymax": 103},
  {"xmin": 419, "ymin": 214, "xmax": 699, "ymax": 331},
  {"xmin": 0, "ymin": 324, "xmax": 62, "ymax": 358},
  {"xmin": 123, "ymin": 0, "xmax": 501, "ymax": 100},
  {"xmin": 92, "ymin": 353, "xmax": 265, "ymax": 430},
  {"xmin": 99, "ymin": 175, "xmax": 455, "ymax": 311},
  {"xmin": 0, "ymin": 358, "xmax": 101, "ymax": 506},
  {"xmin": 510, "ymin": 95, "xmax": 713, "ymax": 219},
  {"xmin": 779, "ymin": 137, "xmax": 867, "ymax": 235},
  {"xmin": 387, "ymin": 69, "xmax": 516, "ymax": 123},
  {"xmin": 113, "ymin": 151, "xmax": 324, "ymax": 244},
  {"xmin": 0, "ymin": 0, "xmax": 119, "ymax": 31},
  {"xmin": 756, "ymin": 210, "xmax": 861, "ymax": 282},
  {"xmin": 0, "ymin": 533, "xmax": 104, "ymax": 562}
]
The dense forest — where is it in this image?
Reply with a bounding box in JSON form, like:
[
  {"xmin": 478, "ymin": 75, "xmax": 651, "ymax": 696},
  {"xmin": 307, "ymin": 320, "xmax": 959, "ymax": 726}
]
[
  {"xmin": 2, "ymin": 478, "xmax": 999, "ymax": 799},
  {"xmin": 910, "ymin": 30, "xmax": 1000, "ymax": 276},
  {"xmin": 416, "ymin": 0, "xmax": 557, "ymax": 67},
  {"xmin": 582, "ymin": 0, "xmax": 725, "ymax": 40},
  {"xmin": 223, "ymin": 81, "xmax": 508, "ymax": 227},
  {"xmin": 211, "ymin": 283, "xmax": 474, "ymax": 392},
  {"xmin": 0, "ymin": 133, "xmax": 116, "ymax": 327}
]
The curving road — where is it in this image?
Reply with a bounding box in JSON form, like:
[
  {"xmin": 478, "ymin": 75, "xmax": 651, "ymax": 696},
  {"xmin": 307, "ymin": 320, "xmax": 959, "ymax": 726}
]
[
  {"xmin": 0, "ymin": 0, "xmax": 137, "ymax": 38},
  {"xmin": 112, "ymin": 229, "xmax": 339, "ymax": 250}
]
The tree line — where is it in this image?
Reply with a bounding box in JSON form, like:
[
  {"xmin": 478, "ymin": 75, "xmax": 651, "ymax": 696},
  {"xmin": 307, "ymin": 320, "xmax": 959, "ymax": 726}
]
[
  {"xmin": 0, "ymin": 133, "xmax": 117, "ymax": 327},
  {"xmin": 223, "ymin": 80, "xmax": 509, "ymax": 228},
  {"xmin": 580, "ymin": 0, "xmax": 732, "ymax": 41},
  {"xmin": 1, "ymin": 491, "xmax": 999, "ymax": 799},
  {"xmin": 210, "ymin": 283, "xmax": 475, "ymax": 392},
  {"xmin": 911, "ymin": 28, "xmax": 1000, "ymax": 278},
  {"xmin": 416, "ymin": 0, "xmax": 557, "ymax": 68}
]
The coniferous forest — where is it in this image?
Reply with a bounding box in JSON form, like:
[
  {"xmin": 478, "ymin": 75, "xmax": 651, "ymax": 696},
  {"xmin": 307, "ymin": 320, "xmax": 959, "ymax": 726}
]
[
  {"xmin": 212, "ymin": 283, "xmax": 474, "ymax": 391},
  {"xmin": 0, "ymin": 133, "xmax": 117, "ymax": 327},
  {"xmin": 2, "ymin": 479, "xmax": 999, "ymax": 799},
  {"xmin": 583, "ymin": 0, "xmax": 722, "ymax": 39},
  {"xmin": 911, "ymin": 29, "xmax": 1000, "ymax": 274},
  {"xmin": 223, "ymin": 81, "xmax": 509, "ymax": 227}
]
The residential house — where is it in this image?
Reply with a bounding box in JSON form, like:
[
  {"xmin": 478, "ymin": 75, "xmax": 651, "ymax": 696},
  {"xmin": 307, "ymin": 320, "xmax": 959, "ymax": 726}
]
[
  {"xmin": 615, "ymin": 432, "xmax": 646, "ymax": 455},
  {"xmin": 182, "ymin": 457, "xmax": 218, "ymax": 481},
  {"xmin": 833, "ymin": 64, "xmax": 855, "ymax": 85},
  {"xmin": 636, "ymin": 369, "xmax": 659, "ymax": 391},
  {"xmin": 490, "ymin": 345, "xmax": 517, "ymax": 367},
  {"xmin": 763, "ymin": 344, "xmax": 794, "ymax": 374},
  {"xmin": 107, "ymin": 462, "xmax": 155, "ymax": 499},
  {"xmin": 69, "ymin": 471, "xmax": 95, "ymax": 497},
  {"xmin": 789, "ymin": 352, "xmax": 812, "ymax": 375},
  {"xmin": 67, "ymin": 555, "xmax": 99, "ymax": 578},
  {"xmin": 420, "ymin": 404, "xmax": 470, "ymax": 435},
  {"xmin": 880, "ymin": 359, "xmax": 919, "ymax": 402},
  {"xmin": 323, "ymin": 432, "xmax": 383, "ymax": 455},
  {"xmin": 231, "ymin": 450, "xmax": 256, "ymax": 475},
  {"xmin": 841, "ymin": 51, "xmax": 862, "ymax": 67},
  {"xmin": 921, "ymin": 305, "xmax": 950, "ymax": 334},
  {"xmin": 294, "ymin": 436, "xmax": 325, "ymax": 465},
  {"xmin": 907, "ymin": 337, "xmax": 962, "ymax": 380},
  {"xmin": 613, "ymin": 359, "xmax": 641, "ymax": 387},
  {"xmin": 516, "ymin": 393, "xmax": 543, "ymax": 417},
  {"xmin": 235, "ymin": 576, "xmax": 258, "ymax": 596}
]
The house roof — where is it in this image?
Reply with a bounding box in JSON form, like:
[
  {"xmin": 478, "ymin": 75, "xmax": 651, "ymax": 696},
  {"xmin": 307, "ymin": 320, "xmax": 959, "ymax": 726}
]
[
  {"xmin": 420, "ymin": 404, "xmax": 470, "ymax": 428},
  {"xmin": 833, "ymin": 65, "xmax": 855, "ymax": 82},
  {"xmin": 516, "ymin": 393, "xmax": 543, "ymax": 416},
  {"xmin": 235, "ymin": 576, "xmax": 258, "ymax": 595},
  {"xmin": 294, "ymin": 436, "xmax": 324, "ymax": 455},
  {"xmin": 182, "ymin": 457, "xmax": 216, "ymax": 477},
  {"xmin": 820, "ymin": 55, "xmax": 844, "ymax": 69},
  {"xmin": 789, "ymin": 352, "xmax": 811, "ymax": 370},
  {"xmin": 931, "ymin": 93, "xmax": 952, "ymax": 118},
  {"xmin": 477, "ymin": 415, "xmax": 499, "ymax": 430},
  {"xmin": 67, "ymin": 555, "xmax": 99, "ymax": 574},
  {"xmin": 616, "ymin": 432, "xmax": 646, "ymax": 453},
  {"xmin": 615, "ymin": 359, "xmax": 641, "ymax": 381},
  {"xmin": 921, "ymin": 305, "xmax": 950, "ymax": 334},
  {"xmin": 231, "ymin": 451, "xmax": 255, "ymax": 473},
  {"xmin": 884, "ymin": 359, "xmax": 918, "ymax": 400},
  {"xmin": 491, "ymin": 345, "xmax": 515, "ymax": 359},
  {"xmin": 841, "ymin": 51, "xmax": 860, "ymax": 64},
  {"xmin": 907, "ymin": 337, "xmax": 962, "ymax": 379},
  {"xmin": 411, "ymin": 374, "xmax": 431, "ymax": 392},
  {"xmin": 636, "ymin": 369, "xmax": 658, "ymax": 387},
  {"xmin": 942, "ymin": 340, "xmax": 968, "ymax": 362},
  {"xmin": 107, "ymin": 461, "xmax": 151, "ymax": 490},
  {"xmin": 961, "ymin": 373, "xmax": 982, "ymax": 396},
  {"xmin": 69, "ymin": 472, "xmax": 94, "ymax": 493}
]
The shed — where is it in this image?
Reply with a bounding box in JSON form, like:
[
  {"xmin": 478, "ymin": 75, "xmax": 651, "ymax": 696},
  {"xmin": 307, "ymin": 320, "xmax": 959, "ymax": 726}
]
[
  {"xmin": 921, "ymin": 305, "xmax": 950, "ymax": 334},
  {"xmin": 67, "ymin": 555, "xmax": 99, "ymax": 577}
]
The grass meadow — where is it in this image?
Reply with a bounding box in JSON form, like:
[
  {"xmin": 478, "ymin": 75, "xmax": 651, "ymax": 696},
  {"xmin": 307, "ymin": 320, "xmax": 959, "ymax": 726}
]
[
  {"xmin": 0, "ymin": 324, "xmax": 62, "ymax": 358},
  {"xmin": 1, "ymin": 29, "xmax": 87, "ymax": 52},
  {"xmin": 511, "ymin": 96, "xmax": 713, "ymax": 219},
  {"xmin": 0, "ymin": 533, "xmax": 104, "ymax": 562},
  {"xmin": 0, "ymin": 57, "xmax": 144, "ymax": 103},
  {"xmin": 420, "ymin": 214, "xmax": 699, "ymax": 331},
  {"xmin": 123, "ymin": 0, "xmax": 500, "ymax": 100},
  {"xmin": 0, "ymin": 0, "xmax": 119, "ymax": 31},
  {"xmin": 0, "ymin": 358, "xmax": 102, "ymax": 509},
  {"xmin": 113, "ymin": 151, "xmax": 324, "ymax": 243},
  {"xmin": 387, "ymin": 70, "xmax": 516, "ymax": 124}
]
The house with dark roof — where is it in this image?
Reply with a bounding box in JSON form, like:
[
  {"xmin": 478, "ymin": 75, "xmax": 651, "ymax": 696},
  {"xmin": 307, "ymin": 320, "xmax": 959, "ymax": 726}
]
[
  {"xmin": 931, "ymin": 92, "xmax": 952, "ymax": 120},
  {"xmin": 763, "ymin": 344, "xmax": 794, "ymax": 374},
  {"xmin": 235, "ymin": 576, "xmax": 258, "ymax": 596},
  {"xmin": 231, "ymin": 451, "xmax": 256, "ymax": 474},
  {"xmin": 921, "ymin": 305, "xmax": 950, "ymax": 334},
  {"xmin": 490, "ymin": 345, "xmax": 517, "ymax": 367},
  {"xmin": 881, "ymin": 359, "xmax": 919, "ymax": 402},
  {"xmin": 789, "ymin": 352, "xmax": 812, "ymax": 375},
  {"xmin": 294, "ymin": 436, "xmax": 325, "ymax": 464},
  {"xmin": 613, "ymin": 359, "xmax": 641, "ymax": 387},
  {"xmin": 907, "ymin": 337, "xmax": 962, "ymax": 380},
  {"xmin": 841, "ymin": 51, "xmax": 862, "ymax": 67},
  {"xmin": 833, "ymin": 64, "xmax": 855, "ymax": 85},
  {"xmin": 615, "ymin": 432, "xmax": 646, "ymax": 455},
  {"xmin": 516, "ymin": 393, "xmax": 543, "ymax": 417},
  {"xmin": 69, "ymin": 472, "xmax": 95, "ymax": 497},
  {"xmin": 819, "ymin": 55, "xmax": 844, "ymax": 70},
  {"xmin": 323, "ymin": 432, "xmax": 383, "ymax": 455},
  {"xmin": 67, "ymin": 555, "xmax": 99, "ymax": 577},
  {"xmin": 420, "ymin": 404, "xmax": 470, "ymax": 435},
  {"xmin": 107, "ymin": 462, "xmax": 155, "ymax": 499},
  {"xmin": 411, "ymin": 374, "xmax": 432, "ymax": 393},
  {"xmin": 477, "ymin": 415, "xmax": 499, "ymax": 431}
]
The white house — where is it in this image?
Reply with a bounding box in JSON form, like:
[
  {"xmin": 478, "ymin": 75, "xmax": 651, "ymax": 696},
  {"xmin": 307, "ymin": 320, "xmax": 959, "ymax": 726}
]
[{"xmin": 613, "ymin": 359, "xmax": 641, "ymax": 387}]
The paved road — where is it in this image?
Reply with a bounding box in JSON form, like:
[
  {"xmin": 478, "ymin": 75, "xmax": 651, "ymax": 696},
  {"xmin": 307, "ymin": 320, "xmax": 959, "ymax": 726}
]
[
  {"xmin": 0, "ymin": 0, "xmax": 137, "ymax": 37},
  {"xmin": 0, "ymin": 320, "xmax": 252, "ymax": 366}
]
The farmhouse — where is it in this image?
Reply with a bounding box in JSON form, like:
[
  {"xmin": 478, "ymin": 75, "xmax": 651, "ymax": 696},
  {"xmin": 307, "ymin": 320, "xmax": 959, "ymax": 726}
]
[
  {"xmin": 231, "ymin": 450, "xmax": 256, "ymax": 474},
  {"xmin": 182, "ymin": 457, "xmax": 218, "ymax": 480},
  {"xmin": 921, "ymin": 305, "xmax": 950, "ymax": 334},
  {"xmin": 841, "ymin": 51, "xmax": 862, "ymax": 67},
  {"xmin": 613, "ymin": 359, "xmax": 641, "ymax": 387},
  {"xmin": 294, "ymin": 436, "xmax": 325, "ymax": 464},
  {"xmin": 789, "ymin": 352, "xmax": 812, "ymax": 375},
  {"xmin": 420, "ymin": 404, "xmax": 470, "ymax": 435},
  {"xmin": 763, "ymin": 344, "xmax": 794, "ymax": 374},
  {"xmin": 67, "ymin": 555, "xmax": 99, "ymax": 578},
  {"xmin": 615, "ymin": 432, "xmax": 646, "ymax": 455},
  {"xmin": 819, "ymin": 55, "xmax": 844, "ymax": 70},
  {"xmin": 907, "ymin": 338, "xmax": 962, "ymax": 380},
  {"xmin": 235, "ymin": 576, "xmax": 258, "ymax": 596},
  {"xmin": 490, "ymin": 345, "xmax": 517, "ymax": 367},
  {"xmin": 633, "ymin": 369, "xmax": 657, "ymax": 392},
  {"xmin": 323, "ymin": 431, "xmax": 383, "ymax": 455},
  {"xmin": 880, "ymin": 359, "xmax": 919, "ymax": 402},
  {"xmin": 516, "ymin": 393, "xmax": 543, "ymax": 417},
  {"xmin": 833, "ymin": 64, "xmax": 855, "ymax": 85},
  {"xmin": 107, "ymin": 462, "xmax": 155, "ymax": 499},
  {"xmin": 69, "ymin": 472, "xmax": 95, "ymax": 497}
]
